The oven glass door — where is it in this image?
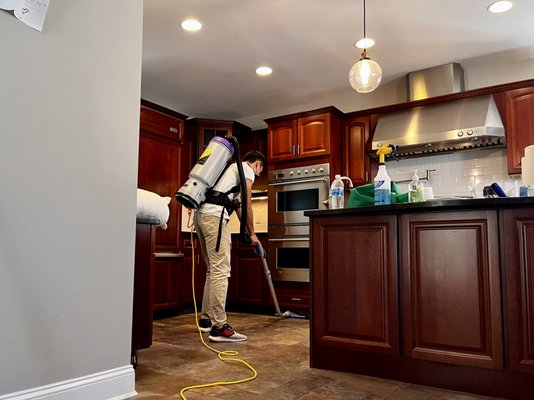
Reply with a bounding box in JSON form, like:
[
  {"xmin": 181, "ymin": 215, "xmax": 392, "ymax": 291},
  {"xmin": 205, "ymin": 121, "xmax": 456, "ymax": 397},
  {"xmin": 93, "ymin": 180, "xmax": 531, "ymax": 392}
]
[
  {"xmin": 267, "ymin": 237, "xmax": 310, "ymax": 282},
  {"xmin": 268, "ymin": 177, "xmax": 329, "ymax": 226}
]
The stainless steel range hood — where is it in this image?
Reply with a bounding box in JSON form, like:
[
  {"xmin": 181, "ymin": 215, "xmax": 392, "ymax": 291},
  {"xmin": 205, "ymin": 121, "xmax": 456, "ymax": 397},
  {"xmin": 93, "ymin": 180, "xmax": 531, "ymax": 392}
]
[{"xmin": 371, "ymin": 64, "xmax": 506, "ymax": 159}]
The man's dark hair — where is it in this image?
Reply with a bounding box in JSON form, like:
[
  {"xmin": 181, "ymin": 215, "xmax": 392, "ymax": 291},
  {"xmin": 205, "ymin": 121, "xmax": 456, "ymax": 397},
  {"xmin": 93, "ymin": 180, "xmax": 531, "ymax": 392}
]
[{"xmin": 243, "ymin": 150, "xmax": 266, "ymax": 167}]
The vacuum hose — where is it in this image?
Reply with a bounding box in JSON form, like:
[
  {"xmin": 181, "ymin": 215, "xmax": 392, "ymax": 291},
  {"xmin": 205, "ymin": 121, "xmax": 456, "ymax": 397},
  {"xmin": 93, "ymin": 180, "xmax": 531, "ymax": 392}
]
[{"xmin": 227, "ymin": 136, "xmax": 251, "ymax": 245}]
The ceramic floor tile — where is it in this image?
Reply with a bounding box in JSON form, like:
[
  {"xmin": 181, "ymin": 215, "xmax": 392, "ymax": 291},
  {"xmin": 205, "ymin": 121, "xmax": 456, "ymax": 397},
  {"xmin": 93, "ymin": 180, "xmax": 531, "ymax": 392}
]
[{"xmin": 134, "ymin": 312, "xmax": 505, "ymax": 400}]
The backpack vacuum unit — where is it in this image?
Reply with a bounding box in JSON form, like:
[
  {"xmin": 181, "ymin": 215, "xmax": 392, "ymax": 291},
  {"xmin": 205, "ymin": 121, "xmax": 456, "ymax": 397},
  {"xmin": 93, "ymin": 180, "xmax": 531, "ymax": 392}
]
[{"xmin": 176, "ymin": 136, "xmax": 235, "ymax": 210}]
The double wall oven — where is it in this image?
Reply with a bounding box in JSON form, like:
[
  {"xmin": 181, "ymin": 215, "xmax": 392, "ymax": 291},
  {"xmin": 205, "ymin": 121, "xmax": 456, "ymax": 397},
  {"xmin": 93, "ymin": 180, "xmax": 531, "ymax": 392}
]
[{"xmin": 267, "ymin": 163, "xmax": 330, "ymax": 282}]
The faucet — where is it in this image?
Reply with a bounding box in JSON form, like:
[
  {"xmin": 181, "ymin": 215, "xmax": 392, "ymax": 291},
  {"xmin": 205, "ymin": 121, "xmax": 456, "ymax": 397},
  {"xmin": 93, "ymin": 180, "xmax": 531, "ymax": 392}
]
[{"xmin": 340, "ymin": 176, "xmax": 354, "ymax": 190}]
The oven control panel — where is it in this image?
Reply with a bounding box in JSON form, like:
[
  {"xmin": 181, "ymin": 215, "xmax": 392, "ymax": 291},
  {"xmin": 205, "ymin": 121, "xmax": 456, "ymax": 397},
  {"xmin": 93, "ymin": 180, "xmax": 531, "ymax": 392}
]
[{"xmin": 268, "ymin": 162, "xmax": 330, "ymax": 182}]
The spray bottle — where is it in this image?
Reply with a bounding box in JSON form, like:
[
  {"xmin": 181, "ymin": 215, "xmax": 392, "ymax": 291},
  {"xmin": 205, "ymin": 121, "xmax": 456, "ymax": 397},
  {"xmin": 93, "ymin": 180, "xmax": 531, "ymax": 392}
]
[{"xmin": 374, "ymin": 144, "xmax": 398, "ymax": 205}]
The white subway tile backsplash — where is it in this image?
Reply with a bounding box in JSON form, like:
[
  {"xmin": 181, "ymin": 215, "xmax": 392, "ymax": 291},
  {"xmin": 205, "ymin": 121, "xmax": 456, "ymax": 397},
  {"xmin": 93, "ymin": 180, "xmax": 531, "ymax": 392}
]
[{"xmin": 387, "ymin": 148, "xmax": 514, "ymax": 197}]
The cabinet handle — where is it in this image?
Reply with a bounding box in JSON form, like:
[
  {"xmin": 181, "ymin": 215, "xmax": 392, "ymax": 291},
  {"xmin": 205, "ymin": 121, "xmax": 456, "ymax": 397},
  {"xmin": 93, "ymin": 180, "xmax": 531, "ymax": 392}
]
[
  {"xmin": 296, "ymin": 144, "xmax": 300, "ymax": 154},
  {"xmin": 154, "ymin": 252, "xmax": 184, "ymax": 258},
  {"xmin": 291, "ymin": 297, "xmax": 302, "ymax": 301},
  {"xmin": 292, "ymin": 145, "xmax": 296, "ymax": 155},
  {"xmin": 365, "ymin": 171, "xmax": 368, "ymax": 181},
  {"xmin": 169, "ymin": 127, "xmax": 178, "ymax": 134}
]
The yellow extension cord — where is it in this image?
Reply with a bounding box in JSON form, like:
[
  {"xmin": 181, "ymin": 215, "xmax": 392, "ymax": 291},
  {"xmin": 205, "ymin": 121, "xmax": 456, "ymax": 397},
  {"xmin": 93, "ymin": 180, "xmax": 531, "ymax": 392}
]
[{"xmin": 179, "ymin": 213, "xmax": 258, "ymax": 400}]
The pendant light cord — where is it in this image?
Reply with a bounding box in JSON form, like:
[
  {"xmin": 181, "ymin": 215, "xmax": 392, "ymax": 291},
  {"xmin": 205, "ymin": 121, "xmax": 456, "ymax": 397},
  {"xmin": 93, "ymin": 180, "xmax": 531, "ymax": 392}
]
[{"xmin": 363, "ymin": 0, "xmax": 366, "ymax": 44}]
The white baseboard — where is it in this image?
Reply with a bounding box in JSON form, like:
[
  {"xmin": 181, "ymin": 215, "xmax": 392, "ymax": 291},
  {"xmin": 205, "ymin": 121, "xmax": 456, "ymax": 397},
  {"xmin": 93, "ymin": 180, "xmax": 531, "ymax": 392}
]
[{"xmin": 0, "ymin": 365, "xmax": 137, "ymax": 400}]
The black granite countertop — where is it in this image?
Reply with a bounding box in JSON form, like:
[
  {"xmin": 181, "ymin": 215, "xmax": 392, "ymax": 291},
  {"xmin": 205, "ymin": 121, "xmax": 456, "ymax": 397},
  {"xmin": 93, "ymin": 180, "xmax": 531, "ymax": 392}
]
[
  {"xmin": 136, "ymin": 216, "xmax": 161, "ymax": 225},
  {"xmin": 304, "ymin": 197, "xmax": 534, "ymax": 217}
]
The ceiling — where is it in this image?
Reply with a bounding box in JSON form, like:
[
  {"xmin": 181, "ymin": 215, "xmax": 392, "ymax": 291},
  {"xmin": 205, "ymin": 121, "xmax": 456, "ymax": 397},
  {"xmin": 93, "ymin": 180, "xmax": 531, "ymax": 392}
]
[{"xmin": 141, "ymin": 0, "xmax": 534, "ymax": 129}]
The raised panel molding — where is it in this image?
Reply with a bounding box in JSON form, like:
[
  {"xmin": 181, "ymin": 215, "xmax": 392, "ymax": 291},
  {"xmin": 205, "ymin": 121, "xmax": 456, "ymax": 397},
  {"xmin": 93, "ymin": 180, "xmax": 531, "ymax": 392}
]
[
  {"xmin": 401, "ymin": 211, "xmax": 502, "ymax": 369},
  {"xmin": 312, "ymin": 216, "xmax": 399, "ymax": 355},
  {"xmin": 504, "ymin": 210, "xmax": 534, "ymax": 374}
]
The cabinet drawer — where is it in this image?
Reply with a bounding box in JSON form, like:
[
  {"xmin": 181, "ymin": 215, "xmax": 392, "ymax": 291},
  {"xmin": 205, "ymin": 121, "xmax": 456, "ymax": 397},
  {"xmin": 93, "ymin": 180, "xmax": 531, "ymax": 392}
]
[
  {"xmin": 140, "ymin": 106, "xmax": 184, "ymax": 142},
  {"xmin": 273, "ymin": 290, "xmax": 309, "ymax": 308}
]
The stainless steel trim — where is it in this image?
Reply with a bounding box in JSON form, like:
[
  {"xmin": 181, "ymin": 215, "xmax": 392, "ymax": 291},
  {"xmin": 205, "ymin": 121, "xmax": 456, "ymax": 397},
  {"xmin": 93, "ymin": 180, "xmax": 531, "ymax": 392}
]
[
  {"xmin": 268, "ymin": 237, "xmax": 309, "ymax": 242},
  {"xmin": 269, "ymin": 177, "xmax": 328, "ymax": 186},
  {"xmin": 154, "ymin": 252, "xmax": 184, "ymax": 258}
]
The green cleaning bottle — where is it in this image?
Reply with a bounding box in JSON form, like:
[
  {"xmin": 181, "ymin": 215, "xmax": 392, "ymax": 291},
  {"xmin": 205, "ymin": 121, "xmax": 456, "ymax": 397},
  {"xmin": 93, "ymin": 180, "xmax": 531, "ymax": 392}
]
[{"xmin": 408, "ymin": 169, "xmax": 424, "ymax": 202}]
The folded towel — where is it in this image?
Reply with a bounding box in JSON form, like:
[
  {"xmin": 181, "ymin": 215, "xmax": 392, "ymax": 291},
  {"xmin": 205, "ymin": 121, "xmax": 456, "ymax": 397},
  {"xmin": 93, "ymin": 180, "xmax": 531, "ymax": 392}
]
[{"xmin": 137, "ymin": 188, "xmax": 171, "ymax": 229}]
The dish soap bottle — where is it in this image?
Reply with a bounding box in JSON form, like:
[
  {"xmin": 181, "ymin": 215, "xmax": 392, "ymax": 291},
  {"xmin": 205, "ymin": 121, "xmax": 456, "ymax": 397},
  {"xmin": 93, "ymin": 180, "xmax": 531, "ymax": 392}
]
[
  {"xmin": 408, "ymin": 169, "xmax": 424, "ymax": 202},
  {"xmin": 374, "ymin": 149, "xmax": 392, "ymax": 205},
  {"xmin": 330, "ymin": 174, "xmax": 344, "ymax": 209}
]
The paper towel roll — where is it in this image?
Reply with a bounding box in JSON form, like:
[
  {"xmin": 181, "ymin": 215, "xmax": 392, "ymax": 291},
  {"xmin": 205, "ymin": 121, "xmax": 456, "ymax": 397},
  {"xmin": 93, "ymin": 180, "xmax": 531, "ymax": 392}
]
[
  {"xmin": 525, "ymin": 144, "xmax": 534, "ymax": 159},
  {"xmin": 522, "ymin": 156, "xmax": 534, "ymax": 186}
]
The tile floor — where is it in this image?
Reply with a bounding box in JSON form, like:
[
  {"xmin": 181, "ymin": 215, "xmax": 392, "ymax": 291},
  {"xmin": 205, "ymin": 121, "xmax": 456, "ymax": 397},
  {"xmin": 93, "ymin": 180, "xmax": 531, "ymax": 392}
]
[{"xmin": 134, "ymin": 312, "xmax": 503, "ymax": 400}]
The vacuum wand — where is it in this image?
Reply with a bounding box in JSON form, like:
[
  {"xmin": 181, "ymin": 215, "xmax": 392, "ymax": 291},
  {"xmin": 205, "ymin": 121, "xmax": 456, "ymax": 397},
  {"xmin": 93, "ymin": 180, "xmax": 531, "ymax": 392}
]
[{"xmin": 255, "ymin": 242, "xmax": 305, "ymax": 319}]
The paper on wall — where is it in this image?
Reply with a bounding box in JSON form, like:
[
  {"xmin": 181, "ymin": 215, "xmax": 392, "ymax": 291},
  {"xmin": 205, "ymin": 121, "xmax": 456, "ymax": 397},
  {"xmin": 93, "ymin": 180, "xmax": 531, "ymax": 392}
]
[{"xmin": 1, "ymin": 0, "xmax": 49, "ymax": 32}]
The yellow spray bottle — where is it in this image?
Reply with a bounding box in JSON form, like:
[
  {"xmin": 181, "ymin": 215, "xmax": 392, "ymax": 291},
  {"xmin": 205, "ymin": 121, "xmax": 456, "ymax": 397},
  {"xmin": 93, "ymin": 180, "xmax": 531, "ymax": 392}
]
[{"xmin": 374, "ymin": 144, "xmax": 398, "ymax": 205}]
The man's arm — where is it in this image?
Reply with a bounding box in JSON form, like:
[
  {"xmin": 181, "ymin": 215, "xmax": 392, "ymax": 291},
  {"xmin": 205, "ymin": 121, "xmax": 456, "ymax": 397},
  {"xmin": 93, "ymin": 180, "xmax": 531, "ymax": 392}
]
[{"xmin": 236, "ymin": 178, "xmax": 259, "ymax": 246}]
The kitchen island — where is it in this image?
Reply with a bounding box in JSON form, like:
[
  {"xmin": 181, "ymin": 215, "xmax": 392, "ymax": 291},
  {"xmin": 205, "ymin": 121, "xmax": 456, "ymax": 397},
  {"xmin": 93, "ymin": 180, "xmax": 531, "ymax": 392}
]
[{"xmin": 305, "ymin": 198, "xmax": 534, "ymax": 400}]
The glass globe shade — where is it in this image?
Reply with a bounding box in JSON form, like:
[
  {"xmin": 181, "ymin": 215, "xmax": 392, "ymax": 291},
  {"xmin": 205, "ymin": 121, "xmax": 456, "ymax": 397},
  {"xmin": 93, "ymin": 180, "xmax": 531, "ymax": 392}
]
[{"xmin": 349, "ymin": 57, "xmax": 382, "ymax": 93}]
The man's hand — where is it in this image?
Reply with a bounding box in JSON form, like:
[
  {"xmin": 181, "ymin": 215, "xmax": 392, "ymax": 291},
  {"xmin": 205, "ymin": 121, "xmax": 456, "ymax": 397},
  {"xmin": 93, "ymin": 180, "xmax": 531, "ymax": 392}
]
[{"xmin": 249, "ymin": 233, "xmax": 260, "ymax": 247}]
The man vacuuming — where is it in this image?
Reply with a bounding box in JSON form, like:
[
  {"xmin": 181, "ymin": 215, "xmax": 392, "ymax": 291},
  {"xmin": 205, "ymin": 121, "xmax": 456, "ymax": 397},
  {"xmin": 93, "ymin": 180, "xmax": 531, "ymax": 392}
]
[{"xmin": 194, "ymin": 150, "xmax": 266, "ymax": 342}]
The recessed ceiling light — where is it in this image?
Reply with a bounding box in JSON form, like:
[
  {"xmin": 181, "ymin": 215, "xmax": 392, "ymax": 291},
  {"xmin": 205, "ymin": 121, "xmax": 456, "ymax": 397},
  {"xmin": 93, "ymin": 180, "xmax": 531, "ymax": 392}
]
[
  {"xmin": 355, "ymin": 37, "xmax": 375, "ymax": 49},
  {"xmin": 487, "ymin": 0, "xmax": 513, "ymax": 13},
  {"xmin": 180, "ymin": 19, "xmax": 202, "ymax": 31},
  {"xmin": 255, "ymin": 66, "xmax": 272, "ymax": 76}
]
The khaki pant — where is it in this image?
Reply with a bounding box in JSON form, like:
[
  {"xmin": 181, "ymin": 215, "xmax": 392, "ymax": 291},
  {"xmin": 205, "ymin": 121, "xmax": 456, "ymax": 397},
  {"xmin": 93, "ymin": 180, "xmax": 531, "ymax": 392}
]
[{"xmin": 194, "ymin": 212, "xmax": 231, "ymax": 327}]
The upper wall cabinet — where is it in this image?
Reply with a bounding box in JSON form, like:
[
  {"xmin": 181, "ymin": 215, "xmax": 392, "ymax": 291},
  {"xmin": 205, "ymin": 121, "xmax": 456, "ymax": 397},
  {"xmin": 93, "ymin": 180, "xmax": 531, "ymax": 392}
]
[
  {"xmin": 343, "ymin": 115, "xmax": 377, "ymax": 185},
  {"xmin": 138, "ymin": 101, "xmax": 188, "ymax": 252},
  {"xmin": 266, "ymin": 108, "xmax": 342, "ymax": 163},
  {"xmin": 504, "ymin": 87, "xmax": 534, "ymax": 174},
  {"xmin": 185, "ymin": 118, "xmax": 251, "ymax": 158}
]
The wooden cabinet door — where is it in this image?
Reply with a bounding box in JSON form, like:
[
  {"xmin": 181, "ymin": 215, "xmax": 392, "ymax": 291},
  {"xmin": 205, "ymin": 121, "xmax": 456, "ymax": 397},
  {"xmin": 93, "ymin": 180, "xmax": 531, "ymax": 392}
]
[
  {"xmin": 311, "ymin": 215, "xmax": 399, "ymax": 355},
  {"xmin": 343, "ymin": 116, "xmax": 371, "ymax": 185},
  {"xmin": 138, "ymin": 133, "xmax": 182, "ymax": 252},
  {"xmin": 132, "ymin": 223, "xmax": 156, "ymax": 352},
  {"xmin": 234, "ymin": 129, "xmax": 268, "ymax": 190},
  {"xmin": 153, "ymin": 256, "xmax": 181, "ymax": 310},
  {"xmin": 298, "ymin": 113, "xmax": 331, "ymax": 159},
  {"xmin": 196, "ymin": 120, "xmax": 233, "ymax": 158},
  {"xmin": 400, "ymin": 211, "xmax": 502, "ymax": 369},
  {"xmin": 503, "ymin": 209, "xmax": 534, "ymax": 374},
  {"xmin": 505, "ymin": 87, "xmax": 534, "ymax": 174},
  {"xmin": 229, "ymin": 237, "xmax": 267, "ymax": 305},
  {"xmin": 268, "ymin": 119, "xmax": 298, "ymax": 162}
]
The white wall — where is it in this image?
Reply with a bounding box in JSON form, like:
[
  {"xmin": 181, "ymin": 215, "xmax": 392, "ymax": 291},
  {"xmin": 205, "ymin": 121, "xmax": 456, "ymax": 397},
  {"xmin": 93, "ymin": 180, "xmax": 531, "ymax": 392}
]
[{"xmin": 0, "ymin": 1, "xmax": 143, "ymax": 398}]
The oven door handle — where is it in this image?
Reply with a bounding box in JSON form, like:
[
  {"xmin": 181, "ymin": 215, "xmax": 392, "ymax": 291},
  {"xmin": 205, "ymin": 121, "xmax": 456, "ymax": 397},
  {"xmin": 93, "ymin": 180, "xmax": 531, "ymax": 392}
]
[
  {"xmin": 268, "ymin": 237, "xmax": 310, "ymax": 242},
  {"xmin": 268, "ymin": 177, "xmax": 328, "ymax": 186}
]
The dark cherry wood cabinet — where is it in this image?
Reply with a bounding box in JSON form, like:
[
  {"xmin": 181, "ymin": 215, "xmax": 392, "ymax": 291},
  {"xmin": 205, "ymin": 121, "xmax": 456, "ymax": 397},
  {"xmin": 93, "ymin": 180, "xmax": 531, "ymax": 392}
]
[
  {"xmin": 400, "ymin": 211, "xmax": 502, "ymax": 369},
  {"xmin": 138, "ymin": 102, "xmax": 187, "ymax": 252},
  {"xmin": 138, "ymin": 101, "xmax": 189, "ymax": 311},
  {"xmin": 342, "ymin": 115, "xmax": 377, "ymax": 185},
  {"xmin": 266, "ymin": 108, "xmax": 342, "ymax": 163},
  {"xmin": 505, "ymin": 87, "xmax": 534, "ymax": 174},
  {"xmin": 503, "ymin": 209, "xmax": 534, "ymax": 374},
  {"xmin": 311, "ymin": 214, "xmax": 399, "ymax": 355},
  {"xmin": 229, "ymin": 236, "xmax": 268, "ymax": 305},
  {"xmin": 132, "ymin": 221, "xmax": 157, "ymax": 363},
  {"xmin": 308, "ymin": 201, "xmax": 534, "ymax": 400},
  {"xmin": 152, "ymin": 255, "xmax": 182, "ymax": 310},
  {"xmin": 185, "ymin": 118, "xmax": 251, "ymax": 158}
]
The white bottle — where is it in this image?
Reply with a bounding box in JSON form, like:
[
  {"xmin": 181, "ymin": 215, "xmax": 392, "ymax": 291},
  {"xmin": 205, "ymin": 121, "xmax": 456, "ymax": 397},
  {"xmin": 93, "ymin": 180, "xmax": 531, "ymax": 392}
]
[
  {"xmin": 374, "ymin": 163, "xmax": 391, "ymax": 205},
  {"xmin": 408, "ymin": 169, "xmax": 424, "ymax": 202},
  {"xmin": 330, "ymin": 174, "xmax": 344, "ymax": 209}
]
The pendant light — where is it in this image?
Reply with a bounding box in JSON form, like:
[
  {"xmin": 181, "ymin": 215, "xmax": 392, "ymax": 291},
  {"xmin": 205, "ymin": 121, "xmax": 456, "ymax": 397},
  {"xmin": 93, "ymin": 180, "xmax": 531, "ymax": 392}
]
[{"xmin": 349, "ymin": 0, "xmax": 382, "ymax": 93}]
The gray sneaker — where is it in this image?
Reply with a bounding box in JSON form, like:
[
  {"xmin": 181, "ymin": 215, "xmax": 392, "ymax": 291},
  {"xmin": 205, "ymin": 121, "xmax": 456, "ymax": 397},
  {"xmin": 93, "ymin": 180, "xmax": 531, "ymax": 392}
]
[{"xmin": 208, "ymin": 323, "xmax": 247, "ymax": 342}]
